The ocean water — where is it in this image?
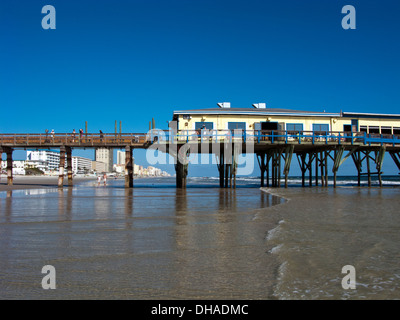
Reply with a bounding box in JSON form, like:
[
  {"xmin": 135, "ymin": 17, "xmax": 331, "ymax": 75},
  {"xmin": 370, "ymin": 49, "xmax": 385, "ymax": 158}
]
[{"xmin": 0, "ymin": 176, "xmax": 400, "ymax": 299}]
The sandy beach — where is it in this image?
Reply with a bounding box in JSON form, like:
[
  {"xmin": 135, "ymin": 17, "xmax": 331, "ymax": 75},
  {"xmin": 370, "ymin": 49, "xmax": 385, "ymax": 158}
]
[
  {"xmin": 0, "ymin": 175, "xmax": 95, "ymax": 191},
  {"xmin": 1, "ymin": 176, "xmax": 400, "ymax": 299},
  {"xmin": 260, "ymin": 186, "xmax": 400, "ymax": 299}
]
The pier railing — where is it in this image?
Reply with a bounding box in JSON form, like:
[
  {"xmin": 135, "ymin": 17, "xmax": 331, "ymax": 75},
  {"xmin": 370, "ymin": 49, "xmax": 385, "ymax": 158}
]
[
  {"xmin": 1, "ymin": 130, "xmax": 400, "ymax": 147},
  {"xmin": 0, "ymin": 132, "xmax": 148, "ymax": 146},
  {"xmin": 151, "ymin": 129, "xmax": 400, "ymax": 147}
]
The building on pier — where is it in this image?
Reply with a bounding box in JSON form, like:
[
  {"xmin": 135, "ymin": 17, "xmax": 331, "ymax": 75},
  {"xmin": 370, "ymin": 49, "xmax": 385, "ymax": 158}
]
[
  {"xmin": 170, "ymin": 102, "xmax": 400, "ymax": 189},
  {"xmin": 172, "ymin": 102, "xmax": 400, "ymax": 135}
]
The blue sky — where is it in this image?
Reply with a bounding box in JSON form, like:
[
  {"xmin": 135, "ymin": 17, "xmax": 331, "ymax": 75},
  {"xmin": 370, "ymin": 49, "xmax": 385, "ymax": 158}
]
[{"xmin": 1, "ymin": 0, "xmax": 400, "ymax": 176}]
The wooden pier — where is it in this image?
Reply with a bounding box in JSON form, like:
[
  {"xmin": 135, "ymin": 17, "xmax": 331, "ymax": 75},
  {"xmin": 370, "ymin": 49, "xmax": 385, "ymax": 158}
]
[{"xmin": 1, "ymin": 130, "xmax": 400, "ymax": 188}]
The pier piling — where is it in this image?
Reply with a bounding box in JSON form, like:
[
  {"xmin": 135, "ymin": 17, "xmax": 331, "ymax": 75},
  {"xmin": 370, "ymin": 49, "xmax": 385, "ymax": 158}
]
[
  {"xmin": 125, "ymin": 146, "xmax": 134, "ymax": 188},
  {"xmin": 58, "ymin": 146, "xmax": 65, "ymax": 188},
  {"xmin": 66, "ymin": 147, "xmax": 73, "ymax": 187}
]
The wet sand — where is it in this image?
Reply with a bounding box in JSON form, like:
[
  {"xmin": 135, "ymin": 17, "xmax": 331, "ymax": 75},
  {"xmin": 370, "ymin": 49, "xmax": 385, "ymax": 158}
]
[
  {"xmin": 0, "ymin": 180, "xmax": 283, "ymax": 299},
  {"xmin": 2, "ymin": 178, "xmax": 399, "ymax": 299},
  {"xmin": 261, "ymin": 186, "xmax": 400, "ymax": 299}
]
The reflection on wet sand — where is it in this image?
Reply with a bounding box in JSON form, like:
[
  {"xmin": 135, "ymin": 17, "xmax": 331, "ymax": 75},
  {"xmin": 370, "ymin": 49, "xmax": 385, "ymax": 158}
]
[{"xmin": 0, "ymin": 183, "xmax": 283, "ymax": 299}]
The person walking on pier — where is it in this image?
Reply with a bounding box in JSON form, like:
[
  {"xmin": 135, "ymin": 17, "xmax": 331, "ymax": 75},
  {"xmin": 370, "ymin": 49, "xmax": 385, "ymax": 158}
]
[
  {"xmin": 79, "ymin": 128, "xmax": 83, "ymax": 142},
  {"xmin": 45, "ymin": 129, "xmax": 49, "ymax": 142},
  {"xmin": 99, "ymin": 130, "xmax": 104, "ymax": 142},
  {"xmin": 72, "ymin": 129, "xmax": 76, "ymax": 142}
]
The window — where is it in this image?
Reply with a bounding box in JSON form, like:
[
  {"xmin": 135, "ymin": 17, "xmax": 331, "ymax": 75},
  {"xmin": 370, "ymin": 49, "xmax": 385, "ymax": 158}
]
[
  {"xmin": 228, "ymin": 122, "xmax": 246, "ymax": 131},
  {"xmin": 312, "ymin": 124, "xmax": 329, "ymax": 135},
  {"xmin": 368, "ymin": 126, "xmax": 379, "ymax": 134},
  {"xmin": 393, "ymin": 127, "xmax": 400, "ymax": 135},
  {"xmin": 195, "ymin": 122, "xmax": 213, "ymax": 130},
  {"xmin": 381, "ymin": 127, "xmax": 392, "ymax": 135},
  {"xmin": 286, "ymin": 123, "xmax": 303, "ymax": 134},
  {"xmin": 360, "ymin": 126, "xmax": 367, "ymax": 133}
]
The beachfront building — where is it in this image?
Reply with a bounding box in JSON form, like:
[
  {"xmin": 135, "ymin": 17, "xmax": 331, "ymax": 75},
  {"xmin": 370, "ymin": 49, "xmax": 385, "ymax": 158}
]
[
  {"xmin": 95, "ymin": 148, "xmax": 114, "ymax": 172},
  {"xmin": 91, "ymin": 160, "xmax": 106, "ymax": 173},
  {"xmin": 1, "ymin": 160, "xmax": 26, "ymax": 175},
  {"xmin": 171, "ymin": 102, "xmax": 400, "ymax": 136},
  {"xmin": 72, "ymin": 156, "xmax": 92, "ymax": 174},
  {"xmin": 117, "ymin": 150, "xmax": 125, "ymax": 165},
  {"xmin": 26, "ymin": 150, "xmax": 60, "ymax": 172}
]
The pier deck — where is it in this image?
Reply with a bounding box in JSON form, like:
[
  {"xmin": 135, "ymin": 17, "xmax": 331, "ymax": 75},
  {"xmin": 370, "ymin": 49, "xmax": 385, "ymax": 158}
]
[{"xmin": 1, "ymin": 130, "xmax": 400, "ymax": 188}]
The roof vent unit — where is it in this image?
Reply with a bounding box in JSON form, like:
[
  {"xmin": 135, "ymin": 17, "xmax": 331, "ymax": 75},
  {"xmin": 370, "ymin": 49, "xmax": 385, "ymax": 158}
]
[
  {"xmin": 217, "ymin": 102, "xmax": 231, "ymax": 108},
  {"xmin": 253, "ymin": 103, "xmax": 266, "ymax": 109}
]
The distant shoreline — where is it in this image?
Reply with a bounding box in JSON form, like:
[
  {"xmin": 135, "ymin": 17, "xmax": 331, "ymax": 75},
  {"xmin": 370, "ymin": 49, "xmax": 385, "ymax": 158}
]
[
  {"xmin": 0, "ymin": 175, "xmax": 94, "ymax": 192},
  {"xmin": 0, "ymin": 175, "xmax": 172, "ymax": 192}
]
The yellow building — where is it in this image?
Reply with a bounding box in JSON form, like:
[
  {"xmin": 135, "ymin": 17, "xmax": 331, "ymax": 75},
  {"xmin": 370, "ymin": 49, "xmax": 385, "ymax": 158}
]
[{"xmin": 172, "ymin": 102, "xmax": 400, "ymax": 136}]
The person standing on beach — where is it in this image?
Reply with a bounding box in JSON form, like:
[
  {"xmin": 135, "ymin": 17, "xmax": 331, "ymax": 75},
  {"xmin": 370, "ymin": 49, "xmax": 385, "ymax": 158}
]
[
  {"xmin": 97, "ymin": 175, "xmax": 101, "ymax": 186},
  {"xmin": 103, "ymin": 173, "xmax": 107, "ymax": 186}
]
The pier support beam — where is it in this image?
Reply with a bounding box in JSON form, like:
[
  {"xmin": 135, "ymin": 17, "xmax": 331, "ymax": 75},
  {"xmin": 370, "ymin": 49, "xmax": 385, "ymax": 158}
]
[
  {"xmin": 297, "ymin": 148, "xmax": 332, "ymax": 187},
  {"xmin": 351, "ymin": 151, "xmax": 362, "ymax": 186},
  {"xmin": 217, "ymin": 144, "xmax": 239, "ymax": 188},
  {"xmin": 175, "ymin": 146, "xmax": 188, "ymax": 188},
  {"xmin": 349, "ymin": 147, "xmax": 385, "ymax": 187},
  {"xmin": 375, "ymin": 146, "xmax": 385, "ymax": 187},
  {"xmin": 66, "ymin": 147, "xmax": 73, "ymax": 187},
  {"xmin": 125, "ymin": 146, "xmax": 134, "ymax": 188},
  {"xmin": 258, "ymin": 147, "xmax": 291, "ymax": 188},
  {"xmin": 283, "ymin": 145, "xmax": 294, "ymax": 188},
  {"xmin": 332, "ymin": 146, "xmax": 345, "ymax": 188},
  {"xmin": 217, "ymin": 152, "xmax": 225, "ymax": 188},
  {"xmin": 4, "ymin": 147, "xmax": 14, "ymax": 186},
  {"xmin": 257, "ymin": 152, "xmax": 271, "ymax": 187},
  {"xmin": 297, "ymin": 152, "xmax": 315, "ymax": 187},
  {"xmin": 389, "ymin": 151, "xmax": 400, "ymax": 174},
  {"xmin": 58, "ymin": 146, "xmax": 66, "ymax": 188},
  {"xmin": 175, "ymin": 160, "xmax": 188, "ymax": 188}
]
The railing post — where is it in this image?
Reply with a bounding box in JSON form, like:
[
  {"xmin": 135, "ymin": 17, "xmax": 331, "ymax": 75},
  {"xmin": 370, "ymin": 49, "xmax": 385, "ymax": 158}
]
[
  {"xmin": 271, "ymin": 130, "xmax": 274, "ymax": 144},
  {"xmin": 257, "ymin": 130, "xmax": 260, "ymax": 143},
  {"xmin": 326, "ymin": 131, "xmax": 328, "ymax": 144},
  {"xmin": 351, "ymin": 132, "xmax": 354, "ymax": 145},
  {"xmin": 364, "ymin": 132, "xmax": 367, "ymax": 145},
  {"xmin": 338, "ymin": 132, "xmax": 341, "ymax": 145},
  {"xmin": 285, "ymin": 131, "xmax": 288, "ymax": 144}
]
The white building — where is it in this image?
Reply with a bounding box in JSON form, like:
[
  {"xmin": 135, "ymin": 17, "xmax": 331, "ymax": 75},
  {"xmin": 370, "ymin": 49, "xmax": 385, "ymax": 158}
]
[
  {"xmin": 95, "ymin": 148, "xmax": 113, "ymax": 172},
  {"xmin": 117, "ymin": 151, "xmax": 125, "ymax": 165},
  {"xmin": 26, "ymin": 150, "xmax": 60, "ymax": 172},
  {"xmin": 72, "ymin": 156, "xmax": 92, "ymax": 174},
  {"xmin": 1, "ymin": 160, "xmax": 26, "ymax": 175},
  {"xmin": 92, "ymin": 160, "xmax": 106, "ymax": 173}
]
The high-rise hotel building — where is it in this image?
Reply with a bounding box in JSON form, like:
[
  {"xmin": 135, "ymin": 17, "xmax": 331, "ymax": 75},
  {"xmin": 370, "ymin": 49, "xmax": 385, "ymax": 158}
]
[{"xmin": 95, "ymin": 148, "xmax": 113, "ymax": 172}]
